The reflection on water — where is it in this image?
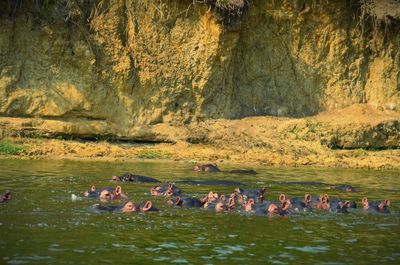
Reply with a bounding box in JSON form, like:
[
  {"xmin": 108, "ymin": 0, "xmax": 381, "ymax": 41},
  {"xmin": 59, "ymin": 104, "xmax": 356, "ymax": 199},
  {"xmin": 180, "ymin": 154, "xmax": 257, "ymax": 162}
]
[{"xmin": 0, "ymin": 158, "xmax": 399, "ymax": 264}]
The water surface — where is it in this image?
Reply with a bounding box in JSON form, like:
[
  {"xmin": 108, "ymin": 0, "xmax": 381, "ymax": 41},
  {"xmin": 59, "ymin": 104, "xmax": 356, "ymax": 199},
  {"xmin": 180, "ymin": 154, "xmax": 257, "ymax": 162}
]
[{"xmin": 0, "ymin": 159, "xmax": 399, "ymax": 264}]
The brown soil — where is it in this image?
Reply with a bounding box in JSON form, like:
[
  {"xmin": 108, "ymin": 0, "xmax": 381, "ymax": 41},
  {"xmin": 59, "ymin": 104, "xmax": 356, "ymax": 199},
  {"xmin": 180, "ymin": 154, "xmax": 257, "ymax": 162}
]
[{"xmin": 1, "ymin": 104, "xmax": 399, "ymax": 169}]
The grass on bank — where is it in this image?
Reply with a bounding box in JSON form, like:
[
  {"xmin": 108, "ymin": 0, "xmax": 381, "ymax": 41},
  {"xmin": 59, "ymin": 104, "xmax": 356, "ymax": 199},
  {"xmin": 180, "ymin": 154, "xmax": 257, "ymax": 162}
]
[
  {"xmin": 137, "ymin": 149, "xmax": 170, "ymax": 159},
  {"xmin": 0, "ymin": 140, "xmax": 23, "ymax": 155}
]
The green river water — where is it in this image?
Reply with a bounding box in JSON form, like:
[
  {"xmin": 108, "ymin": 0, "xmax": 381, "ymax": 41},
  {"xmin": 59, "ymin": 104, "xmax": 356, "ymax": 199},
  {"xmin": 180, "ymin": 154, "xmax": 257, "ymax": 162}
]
[{"xmin": 0, "ymin": 158, "xmax": 399, "ymax": 264}]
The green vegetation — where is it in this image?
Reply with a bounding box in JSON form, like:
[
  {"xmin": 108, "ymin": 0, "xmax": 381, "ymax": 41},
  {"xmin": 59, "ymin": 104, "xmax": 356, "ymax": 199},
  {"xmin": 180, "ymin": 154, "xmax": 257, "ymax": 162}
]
[
  {"xmin": 0, "ymin": 140, "xmax": 22, "ymax": 155},
  {"xmin": 137, "ymin": 150, "xmax": 170, "ymax": 159}
]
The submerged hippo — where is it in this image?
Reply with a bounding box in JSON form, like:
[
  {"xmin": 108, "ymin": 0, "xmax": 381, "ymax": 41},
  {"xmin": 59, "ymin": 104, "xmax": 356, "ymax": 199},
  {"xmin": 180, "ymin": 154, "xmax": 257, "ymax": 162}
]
[
  {"xmin": 289, "ymin": 193, "xmax": 313, "ymax": 212},
  {"xmin": 92, "ymin": 200, "xmax": 157, "ymax": 213},
  {"xmin": 111, "ymin": 173, "xmax": 161, "ymax": 183},
  {"xmin": 0, "ymin": 191, "xmax": 12, "ymax": 203},
  {"xmin": 150, "ymin": 183, "xmax": 182, "ymax": 197},
  {"xmin": 334, "ymin": 185, "xmax": 357, "ymax": 192},
  {"xmin": 193, "ymin": 164, "xmax": 221, "ymax": 173},
  {"xmin": 168, "ymin": 196, "xmax": 205, "ymax": 208},
  {"xmin": 362, "ymin": 197, "xmax": 391, "ymax": 214},
  {"xmin": 176, "ymin": 180, "xmax": 245, "ymax": 186},
  {"xmin": 234, "ymin": 187, "xmax": 266, "ymax": 203},
  {"xmin": 83, "ymin": 186, "xmax": 129, "ymax": 202},
  {"xmin": 193, "ymin": 164, "xmax": 257, "ymax": 175}
]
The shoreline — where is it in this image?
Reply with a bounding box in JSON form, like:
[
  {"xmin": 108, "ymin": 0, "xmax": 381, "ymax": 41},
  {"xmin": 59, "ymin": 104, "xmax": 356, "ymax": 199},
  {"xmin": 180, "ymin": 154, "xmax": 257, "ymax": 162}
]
[{"xmin": 1, "ymin": 137, "xmax": 399, "ymax": 170}]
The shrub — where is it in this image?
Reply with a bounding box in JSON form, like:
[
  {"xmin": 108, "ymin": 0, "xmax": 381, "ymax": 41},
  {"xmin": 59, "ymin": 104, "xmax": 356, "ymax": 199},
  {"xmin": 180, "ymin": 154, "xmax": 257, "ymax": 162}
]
[{"xmin": 0, "ymin": 141, "xmax": 22, "ymax": 155}]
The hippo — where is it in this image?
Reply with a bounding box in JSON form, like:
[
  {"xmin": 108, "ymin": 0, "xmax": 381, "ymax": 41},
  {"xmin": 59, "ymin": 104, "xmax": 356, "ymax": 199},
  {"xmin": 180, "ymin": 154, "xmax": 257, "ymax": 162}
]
[
  {"xmin": 192, "ymin": 164, "xmax": 257, "ymax": 175},
  {"xmin": 111, "ymin": 173, "xmax": 161, "ymax": 183},
  {"xmin": 234, "ymin": 187, "xmax": 265, "ymax": 203},
  {"xmin": 312, "ymin": 194, "xmax": 331, "ymax": 210},
  {"xmin": 176, "ymin": 180, "xmax": 245, "ymax": 186},
  {"xmin": 251, "ymin": 200, "xmax": 290, "ymax": 216},
  {"xmin": 362, "ymin": 197, "xmax": 391, "ymax": 214},
  {"xmin": 193, "ymin": 164, "xmax": 220, "ymax": 173},
  {"xmin": 92, "ymin": 200, "xmax": 157, "ymax": 213},
  {"xmin": 242, "ymin": 198, "xmax": 256, "ymax": 213},
  {"xmin": 167, "ymin": 196, "xmax": 205, "ymax": 208},
  {"xmin": 334, "ymin": 185, "xmax": 357, "ymax": 192},
  {"xmin": 203, "ymin": 197, "xmax": 235, "ymax": 212},
  {"xmin": 0, "ymin": 191, "xmax": 12, "ymax": 203},
  {"xmin": 330, "ymin": 200, "xmax": 351, "ymax": 213},
  {"xmin": 289, "ymin": 194, "xmax": 313, "ymax": 212},
  {"xmin": 83, "ymin": 186, "xmax": 128, "ymax": 202},
  {"xmin": 150, "ymin": 183, "xmax": 182, "ymax": 197},
  {"xmin": 199, "ymin": 191, "xmax": 220, "ymax": 204}
]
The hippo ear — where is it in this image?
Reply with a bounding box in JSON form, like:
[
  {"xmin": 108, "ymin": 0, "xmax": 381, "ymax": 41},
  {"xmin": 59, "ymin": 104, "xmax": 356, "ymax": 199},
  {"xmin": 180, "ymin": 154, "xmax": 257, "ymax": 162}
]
[
  {"xmin": 344, "ymin": 201, "xmax": 351, "ymax": 208},
  {"xmin": 384, "ymin": 199, "xmax": 391, "ymax": 206},
  {"xmin": 362, "ymin": 197, "xmax": 368, "ymax": 204},
  {"xmin": 248, "ymin": 198, "xmax": 255, "ymax": 204},
  {"xmin": 282, "ymin": 199, "xmax": 291, "ymax": 210},
  {"xmin": 228, "ymin": 197, "xmax": 235, "ymax": 208},
  {"xmin": 219, "ymin": 195, "xmax": 226, "ymax": 201},
  {"xmin": 305, "ymin": 194, "xmax": 311, "ymax": 202},
  {"xmin": 279, "ymin": 194, "xmax": 286, "ymax": 203},
  {"xmin": 115, "ymin": 186, "xmax": 122, "ymax": 194},
  {"xmin": 175, "ymin": 197, "xmax": 182, "ymax": 206},
  {"xmin": 90, "ymin": 185, "xmax": 96, "ymax": 192},
  {"xmin": 5, "ymin": 192, "xmax": 12, "ymax": 200},
  {"xmin": 142, "ymin": 201, "xmax": 153, "ymax": 212}
]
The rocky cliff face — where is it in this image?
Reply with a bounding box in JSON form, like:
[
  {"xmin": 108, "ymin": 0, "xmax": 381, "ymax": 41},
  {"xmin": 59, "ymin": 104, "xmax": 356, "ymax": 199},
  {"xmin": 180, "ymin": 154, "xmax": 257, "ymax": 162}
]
[{"xmin": 0, "ymin": 0, "xmax": 399, "ymax": 136}]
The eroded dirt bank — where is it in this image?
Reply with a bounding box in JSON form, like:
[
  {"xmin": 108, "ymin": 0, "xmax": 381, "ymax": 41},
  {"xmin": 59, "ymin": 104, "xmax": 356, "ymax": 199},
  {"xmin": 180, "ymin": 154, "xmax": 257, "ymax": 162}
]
[{"xmin": 1, "ymin": 104, "xmax": 399, "ymax": 169}]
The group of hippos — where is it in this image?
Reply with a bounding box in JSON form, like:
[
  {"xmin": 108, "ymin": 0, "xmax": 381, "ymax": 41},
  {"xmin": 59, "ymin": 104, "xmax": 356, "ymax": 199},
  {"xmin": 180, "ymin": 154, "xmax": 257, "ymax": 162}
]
[
  {"xmin": 80, "ymin": 164, "xmax": 392, "ymax": 215},
  {"xmin": 1, "ymin": 163, "xmax": 392, "ymax": 215}
]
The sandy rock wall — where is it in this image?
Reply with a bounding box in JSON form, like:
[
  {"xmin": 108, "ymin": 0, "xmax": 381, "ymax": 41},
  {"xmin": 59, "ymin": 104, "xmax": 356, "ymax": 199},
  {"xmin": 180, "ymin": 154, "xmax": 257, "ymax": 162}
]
[{"xmin": 0, "ymin": 0, "xmax": 399, "ymax": 131}]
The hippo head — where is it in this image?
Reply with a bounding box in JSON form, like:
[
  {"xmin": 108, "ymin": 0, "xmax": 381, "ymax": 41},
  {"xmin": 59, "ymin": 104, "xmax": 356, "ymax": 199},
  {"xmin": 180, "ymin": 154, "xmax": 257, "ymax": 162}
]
[
  {"xmin": 193, "ymin": 165, "xmax": 201, "ymax": 172},
  {"xmin": 0, "ymin": 191, "xmax": 12, "ymax": 202},
  {"xmin": 267, "ymin": 203, "xmax": 280, "ymax": 215},
  {"xmin": 150, "ymin": 186, "xmax": 162, "ymax": 196},
  {"xmin": 215, "ymin": 202, "xmax": 226, "ymax": 213},
  {"xmin": 111, "ymin": 176, "xmax": 120, "ymax": 182},
  {"xmin": 99, "ymin": 189, "xmax": 114, "ymax": 202},
  {"xmin": 243, "ymin": 198, "xmax": 255, "ymax": 212},
  {"xmin": 83, "ymin": 185, "xmax": 97, "ymax": 197},
  {"xmin": 207, "ymin": 192, "xmax": 219, "ymax": 203},
  {"xmin": 378, "ymin": 199, "xmax": 391, "ymax": 213},
  {"xmin": 336, "ymin": 201, "xmax": 350, "ymax": 213},
  {"xmin": 121, "ymin": 201, "xmax": 135, "ymax": 212}
]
